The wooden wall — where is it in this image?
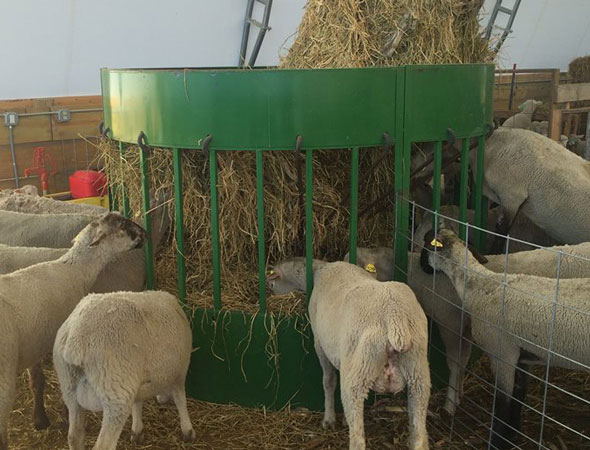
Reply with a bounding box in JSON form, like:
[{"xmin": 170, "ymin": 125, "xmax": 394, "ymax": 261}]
[
  {"xmin": 0, "ymin": 96, "xmax": 103, "ymax": 193},
  {"xmin": 0, "ymin": 73, "xmax": 573, "ymax": 194}
]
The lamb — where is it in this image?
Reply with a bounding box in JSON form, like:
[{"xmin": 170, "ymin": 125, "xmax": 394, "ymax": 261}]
[
  {"xmin": 53, "ymin": 291, "xmax": 196, "ymax": 449},
  {"xmin": 0, "ymin": 212, "xmax": 146, "ymax": 450},
  {"xmin": 0, "ymin": 184, "xmax": 39, "ymax": 196},
  {"xmin": 413, "ymin": 205, "xmax": 559, "ymax": 254},
  {"xmin": 0, "ymin": 191, "xmax": 107, "ymax": 215},
  {"xmin": 268, "ymin": 258, "xmax": 430, "ymax": 450},
  {"xmin": 345, "ymin": 241, "xmax": 590, "ymax": 417},
  {"xmin": 566, "ymin": 134, "xmax": 587, "ymax": 158},
  {"xmin": 471, "ymin": 127, "xmax": 590, "ymax": 244},
  {"xmin": 421, "ymin": 228, "xmax": 590, "ymax": 449},
  {"xmin": 0, "ymin": 210, "xmax": 96, "ymax": 248},
  {"xmin": 500, "ymin": 99, "xmax": 542, "ymax": 130}
]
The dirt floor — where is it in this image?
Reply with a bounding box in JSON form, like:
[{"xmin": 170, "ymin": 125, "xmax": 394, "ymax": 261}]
[{"xmin": 8, "ymin": 357, "xmax": 590, "ymax": 449}]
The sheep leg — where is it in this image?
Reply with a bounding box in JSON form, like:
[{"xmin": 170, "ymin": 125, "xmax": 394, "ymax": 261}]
[
  {"xmin": 406, "ymin": 374, "xmax": 431, "ymax": 450},
  {"xmin": 0, "ymin": 372, "xmax": 16, "ymax": 450},
  {"xmin": 171, "ymin": 385, "xmax": 196, "ymax": 442},
  {"xmin": 66, "ymin": 401, "xmax": 86, "ymax": 450},
  {"xmin": 314, "ymin": 340, "xmax": 338, "ymax": 429},
  {"xmin": 93, "ymin": 403, "xmax": 132, "ymax": 450},
  {"xmin": 438, "ymin": 325, "xmax": 463, "ymax": 416},
  {"xmin": 340, "ymin": 360, "xmax": 369, "ymax": 450},
  {"xmin": 489, "ymin": 350, "xmax": 520, "ymax": 450},
  {"xmin": 491, "ymin": 194, "xmax": 528, "ymax": 253},
  {"xmin": 28, "ymin": 362, "xmax": 50, "ymax": 430},
  {"xmin": 130, "ymin": 401, "xmax": 144, "ymax": 444}
]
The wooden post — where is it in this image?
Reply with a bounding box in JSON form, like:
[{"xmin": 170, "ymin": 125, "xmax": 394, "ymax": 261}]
[{"xmin": 548, "ymin": 69, "xmax": 562, "ymax": 141}]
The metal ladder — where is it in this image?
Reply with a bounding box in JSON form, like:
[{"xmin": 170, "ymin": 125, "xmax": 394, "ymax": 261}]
[
  {"xmin": 484, "ymin": 0, "xmax": 522, "ymax": 53},
  {"xmin": 239, "ymin": 0, "xmax": 273, "ymax": 67}
]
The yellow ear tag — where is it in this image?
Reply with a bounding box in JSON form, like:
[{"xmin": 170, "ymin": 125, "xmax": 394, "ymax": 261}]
[
  {"xmin": 430, "ymin": 239, "xmax": 443, "ymax": 248},
  {"xmin": 365, "ymin": 263, "xmax": 377, "ymax": 274},
  {"xmin": 267, "ymin": 269, "xmax": 275, "ymax": 276}
]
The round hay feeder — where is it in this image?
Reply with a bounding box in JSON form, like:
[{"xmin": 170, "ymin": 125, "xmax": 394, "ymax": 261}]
[{"xmin": 99, "ymin": 64, "xmax": 494, "ymax": 410}]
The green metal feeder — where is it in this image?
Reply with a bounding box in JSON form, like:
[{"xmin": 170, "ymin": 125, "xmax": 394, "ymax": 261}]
[{"xmin": 100, "ymin": 64, "xmax": 494, "ymax": 411}]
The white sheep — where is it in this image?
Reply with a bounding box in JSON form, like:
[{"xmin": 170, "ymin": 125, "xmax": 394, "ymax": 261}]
[
  {"xmin": 413, "ymin": 205, "xmax": 559, "ymax": 254},
  {"xmin": 0, "ymin": 244, "xmax": 65, "ymax": 274},
  {"xmin": 53, "ymin": 290, "xmax": 196, "ymax": 449},
  {"xmin": 472, "ymin": 127, "xmax": 590, "ymax": 244},
  {"xmin": 0, "ymin": 212, "xmax": 146, "ymax": 450},
  {"xmin": 0, "ymin": 185, "xmax": 39, "ymax": 196},
  {"xmin": 346, "ymin": 241, "xmax": 590, "ymax": 417},
  {"xmin": 421, "ymin": 228, "xmax": 590, "ymax": 449},
  {"xmin": 501, "ymin": 99, "xmax": 542, "ymax": 130},
  {"xmin": 0, "ymin": 202, "xmax": 170, "ymax": 429},
  {"xmin": 268, "ymin": 258, "xmax": 431, "ymax": 450},
  {"xmin": 0, "ymin": 210, "xmax": 96, "ymax": 248},
  {"xmin": 0, "ymin": 191, "xmax": 106, "ymax": 215}
]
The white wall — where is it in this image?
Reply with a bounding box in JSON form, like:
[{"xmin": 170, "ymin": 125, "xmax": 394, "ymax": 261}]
[
  {"xmin": 0, "ymin": 0, "xmax": 306, "ymax": 100},
  {"xmin": 481, "ymin": 0, "xmax": 590, "ymax": 70},
  {"xmin": 2, "ymin": 0, "xmax": 590, "ymax": 100}
]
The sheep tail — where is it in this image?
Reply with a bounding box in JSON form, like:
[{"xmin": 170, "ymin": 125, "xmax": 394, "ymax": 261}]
[{"xmin": 386, "ymin": 325, "xmax": 411, "ymax": 357}]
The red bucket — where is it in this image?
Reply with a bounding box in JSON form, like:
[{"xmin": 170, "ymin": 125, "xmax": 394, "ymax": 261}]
[{"xmin": 69, "ymin": 170, "xmax": 107, "ymax": 199}]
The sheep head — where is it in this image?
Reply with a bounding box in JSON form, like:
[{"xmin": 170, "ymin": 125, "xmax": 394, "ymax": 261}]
[
  {"xmin": 420, "ymin": 228, "xmax": 488, "ymax": 274},
  {"xmin": 76, "ymin": 212, "xmax": 147, "ymax": 251}
]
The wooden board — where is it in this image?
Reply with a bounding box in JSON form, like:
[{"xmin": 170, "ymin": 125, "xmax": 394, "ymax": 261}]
[{"xmin": 557, "ymin": 82, "xmax": 590, "ymax": 103}]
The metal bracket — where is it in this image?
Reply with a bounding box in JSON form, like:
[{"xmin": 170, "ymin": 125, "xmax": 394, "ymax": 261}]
[
  {"xmin": 98, "ymin": 121, "xmax": 111, "ymax": 138},
  {"xmin": 137, "ymin": 131, "xmax": 150, "ymax": 152},
  {"xmin": 56, "ymin": 109, "xmax": 71, "ymax": 122},
  {"xmin": 201, "ymin": 134, "xmax": 213, "ymax": 157},
  {"xmin": 3, "ymin": 112, "xmax": 18, "ymax": 126}
]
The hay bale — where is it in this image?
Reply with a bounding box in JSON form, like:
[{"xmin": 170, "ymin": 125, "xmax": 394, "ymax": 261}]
[
  {"xmin": 569, "ymin": 55, "xmax": 590, "ymax": 112},
  {"xmin": 99, "ymin": 139, "xmax": 396, "ymax": 313},
  {"xmin": 281, "ymin": 0, "xmax": 493, "ymax": 68}
]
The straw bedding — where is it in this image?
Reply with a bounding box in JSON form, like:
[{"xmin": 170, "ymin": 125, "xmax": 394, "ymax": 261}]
[{"xmin": 10, "ymin": 356, "xmax": 588, "ymax": 449}]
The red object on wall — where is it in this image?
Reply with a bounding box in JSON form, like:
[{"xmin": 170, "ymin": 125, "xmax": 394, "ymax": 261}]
[
  {"xmin": 24, "ymin": 146, "xmax": 57, "ymax": 195},
  {"xmin": 69, "ymin": 170, "xmax": 108, "ymax": 199}
]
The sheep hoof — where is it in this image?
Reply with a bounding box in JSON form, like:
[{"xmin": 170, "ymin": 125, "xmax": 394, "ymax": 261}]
[
  {"xmin": 441, "ymin": 406, "xmax": 455, "ymax": 420},
  {"xmin": 33, "ymin": 413, "xmax": 51, "ymax": 431},
  {"xmin": 322, "ymin": 419, "xmax": 336, "ymax": 430},
  {"xmin": 182, "ymin": 428, "xmax": 196, "ymax": 443},
  {"xmin": 130, "ymin": 431, "xmax": 144, "ymax": 444}
]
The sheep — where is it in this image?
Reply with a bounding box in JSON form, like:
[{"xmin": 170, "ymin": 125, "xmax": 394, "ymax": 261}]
[
  {"xmin": 268, "ymin": 258, "xmax": 431, "ymax": 450},
  {"xmin": 412, "ymin": 205, "xmax": 559, "ymax": 255},
  {"xmin": 566, "ymin": 134, "xmax": 587, "ymax": 157},
  {"xmin": 0, "ymin": 212, "xmax": 146, "ymax": 450},
  {"xmin": 0, "ymin": 244, "xmax": 65, "ymax": 274},
  {"xmin": 530, "ymin": 120, "xmax": 549, "ymax": 136},
  {"xmin": 500, "ymin": 99, "xmax": 542, "ymax": 130},
  {"xmin": 0, "ymin": 184, "xmax": 39, "ymax": 196},
  {"xmin": 421, "ymin": 228, "xmax": 590, "ymax": 449},
  {"xmin": 0, "ymin": 191, "xmax": 107, "ymax": 215},
  {"xmin": 345, "ymin": 241, "xmax": 590, "ymax": 417},
  {"xmin": 53, "ymin": 290, "xmax": 196, "ymax": 449},
  {"xmin": 0, "ymin": 201, "xmax": 170, "ymax": 430},
  {"xmin": 0, "ymin": 210, "xmax": 96, "ymax": 248},
  {"xmin": 471, "ymin": 127, "xmax": 590, "ymax": 244}
]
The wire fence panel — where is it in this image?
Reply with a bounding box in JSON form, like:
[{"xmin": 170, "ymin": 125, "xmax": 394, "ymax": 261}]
[{"xmin": 396, "ymin": 195, "xmax": 590, "ymax": 450}]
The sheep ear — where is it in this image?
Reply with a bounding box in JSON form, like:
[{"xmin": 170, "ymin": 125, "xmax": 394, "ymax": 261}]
[
  {"xmin": 467, "ymin": 243, "xmax": 488, "ymax": 264},
  {"xmin": 266, "ymin": 268, "xmax": 281, "ymax": 280},
  {"xmin": 89, "ymin": 233, "xmax": 106, "ymax": 247}
]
